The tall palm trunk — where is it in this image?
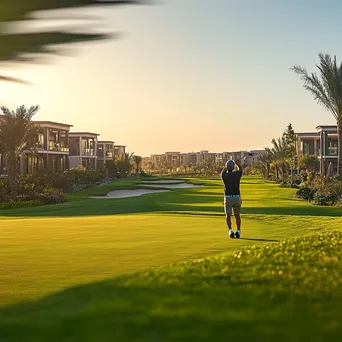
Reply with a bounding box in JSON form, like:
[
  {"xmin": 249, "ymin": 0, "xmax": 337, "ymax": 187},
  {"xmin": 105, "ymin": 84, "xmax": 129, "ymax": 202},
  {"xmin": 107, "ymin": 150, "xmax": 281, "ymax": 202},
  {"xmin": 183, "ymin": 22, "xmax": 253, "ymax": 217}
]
[
  {"xmin": 7, "ymin": 153, "xmax": 19, "ymax": 200},
  {"xmin": 338, "ymin": 120, "xmax": 342, "ymax": 177},
  {"xmin": 265, "ymin": 163, "xmax": 269, "ymax": 180},
  {"xmin": 275, "ymin": 165, "xmax": 279, "ymax": 182},
  {"xmin": 281, "ymin": 167, "xmax": 285, "ymax": 183}
]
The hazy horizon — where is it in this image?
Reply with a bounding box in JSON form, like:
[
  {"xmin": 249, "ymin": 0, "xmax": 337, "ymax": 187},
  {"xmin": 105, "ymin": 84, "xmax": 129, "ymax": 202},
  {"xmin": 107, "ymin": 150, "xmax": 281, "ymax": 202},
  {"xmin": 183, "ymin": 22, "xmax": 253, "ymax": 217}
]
[{"xmin": 1, "ymin": 0, "xmax": 341, "ymax": 157}]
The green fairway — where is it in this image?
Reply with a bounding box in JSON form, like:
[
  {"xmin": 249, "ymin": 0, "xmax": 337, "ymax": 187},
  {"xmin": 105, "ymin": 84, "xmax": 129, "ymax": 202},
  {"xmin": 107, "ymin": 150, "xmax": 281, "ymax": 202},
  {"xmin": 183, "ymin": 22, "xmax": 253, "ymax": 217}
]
[{"xmin": 0, "ymin": 176, "xmax": 341, "ymax": 341}]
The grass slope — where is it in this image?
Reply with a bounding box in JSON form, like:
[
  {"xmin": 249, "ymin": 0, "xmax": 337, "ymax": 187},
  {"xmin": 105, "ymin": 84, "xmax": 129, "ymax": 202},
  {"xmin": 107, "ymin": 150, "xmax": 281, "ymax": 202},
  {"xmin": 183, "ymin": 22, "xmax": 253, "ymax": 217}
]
[
  {"xmin": 1, "ymin": 177, "xmax": 341, "ymax": 306},
  {"xmin": 1, "ymin": 231, "xmax": 341, "ymax": 341}
]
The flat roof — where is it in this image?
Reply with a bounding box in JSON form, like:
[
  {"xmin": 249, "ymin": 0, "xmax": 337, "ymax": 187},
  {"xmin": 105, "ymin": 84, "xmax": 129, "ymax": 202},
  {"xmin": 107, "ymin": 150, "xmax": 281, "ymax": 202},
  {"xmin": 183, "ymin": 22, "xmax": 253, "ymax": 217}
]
[
  {"xmin": 316, "ymin": 125, "xmax": 337, "ymax": 129},
  {"xmin": 69, "ymin": 132, "xmax": 99, "ymax": 136},
  {"xmin": 114, "ymin": 145, "xmax": 126, "ymax": 147},
  {"xmin": 98, "ymin": 141, "xmax": 115, "ymax": 144},
  {"xmin": 34, "ymin": 121, "xmax": 73, "ymax": 127},
  {"xmin": 296, "ymin": 132, "xmax": 319, "ymax": 135}
]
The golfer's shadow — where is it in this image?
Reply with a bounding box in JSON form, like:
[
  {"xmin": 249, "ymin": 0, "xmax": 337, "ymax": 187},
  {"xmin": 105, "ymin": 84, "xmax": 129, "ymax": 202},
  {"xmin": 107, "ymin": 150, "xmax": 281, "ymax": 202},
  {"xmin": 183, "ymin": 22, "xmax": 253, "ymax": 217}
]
[{"xmin": 239, "ymin": 238, "xmax": 279, "ymax": 242}]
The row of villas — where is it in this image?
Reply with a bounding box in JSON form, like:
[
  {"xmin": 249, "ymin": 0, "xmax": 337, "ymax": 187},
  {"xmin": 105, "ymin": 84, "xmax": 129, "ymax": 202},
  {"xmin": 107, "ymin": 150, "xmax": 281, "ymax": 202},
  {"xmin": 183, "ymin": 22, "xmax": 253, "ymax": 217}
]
[
  {"xmin": 142, "ymin": 150, "xmax": 265, "ymax": 170},
  {"xmin": 296, "ymin": 125, "xmax": 338, "ymax": 175},
  {"xmin": 0, "ymin": 120, "xmax": 126, "ymax": 174}
]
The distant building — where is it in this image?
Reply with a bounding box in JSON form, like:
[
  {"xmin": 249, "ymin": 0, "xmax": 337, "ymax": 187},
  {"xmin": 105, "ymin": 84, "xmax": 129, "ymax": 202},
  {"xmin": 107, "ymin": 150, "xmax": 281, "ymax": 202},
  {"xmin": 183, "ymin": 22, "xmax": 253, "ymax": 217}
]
[
  {"xmin": 141, "ymin": 156, "xmax": 152, "ymax": 170},
  {"xmin": 165, "ymin": 152, "xmax": 181, "ymax": 168},
  {"xmin": 151, "ymin": 154, "xmax": 165, "ymax": 169},
  {"xmin": 243, "ymin": 149, "xmax": 265, "ymax": 165},
  {"xmin": 144, "ymin": 148, "xmax": 264, "ymax": 170}
]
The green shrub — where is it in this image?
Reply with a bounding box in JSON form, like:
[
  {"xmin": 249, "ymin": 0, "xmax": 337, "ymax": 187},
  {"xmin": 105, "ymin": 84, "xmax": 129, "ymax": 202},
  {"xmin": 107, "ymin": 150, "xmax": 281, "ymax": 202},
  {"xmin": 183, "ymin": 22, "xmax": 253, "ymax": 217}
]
[
  {"xmin": 297, "ymin": 176, "xmax": 342, "ymax": 206},
  {"xmin": 38, "ymin": 187, "xmax": 66, "ymax": 204},
  {"xmin": 299, "ymin": 154, "xmax": 319, "ymax": 171},
  {"xmin": 17, "ymin": 186, "xmax": 66, "ymax": 205},
  {"xmin": 140, "ymin": 170, "xmax": 153, "ymax": 177},
  {"xmin": 0, "ymin": 178, "xmax": 10, "ymax": 202},
  {"xmin": 64, "ymin": 168, "xmax": 105, "ymax": 187},
  {"xmin": 312, "ymin": 192, "xmax": 339, "ymax": 206},
  {"xmin": 25, "ymin": 169, "xmax": 73, "ymax": 191},
  {"xmin": 0, "ymin": 200, "xmax": 42, "ymax": 209},
  {"xmin": 296, "ymin": 186, "xmax": 315, "ymax": 201}
]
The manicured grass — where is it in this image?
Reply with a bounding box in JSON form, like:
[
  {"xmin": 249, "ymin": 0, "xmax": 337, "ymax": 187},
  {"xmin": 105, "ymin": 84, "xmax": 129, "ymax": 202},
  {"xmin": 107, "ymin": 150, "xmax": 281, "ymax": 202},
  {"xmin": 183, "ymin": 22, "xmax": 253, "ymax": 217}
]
[
  {"xmin": 0, "ymin": 176, "xmax": 340, "ymax": 217},
  {"xmin": 1, "ymin": 231, "xmax": 341, "ymax": 341},
  {"xmin": 0, "ymin": 176, "xmax": 341, "ymax": 341}
]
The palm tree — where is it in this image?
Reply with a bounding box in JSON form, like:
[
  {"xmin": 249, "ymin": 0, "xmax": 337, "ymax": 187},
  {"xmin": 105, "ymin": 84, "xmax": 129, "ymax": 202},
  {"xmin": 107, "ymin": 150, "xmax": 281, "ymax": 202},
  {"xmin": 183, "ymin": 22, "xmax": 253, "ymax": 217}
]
[
  {"xmin": 292, "ymin": 54, "xmax": 342, "ymax": 176},
  {"xmin": 0, "ymin": 105, "xmax": 40, "ymax": 199},
  {"xmin": 133, "ymin": 155, "xmax": 142, "ymax": 175},
  {"xmin": 270, "ymin": 138, "xmax": 288, "ymax": 183},
  {"xmin": 259, "ymin": 150, "xmax": 272, "ymax": 180}
]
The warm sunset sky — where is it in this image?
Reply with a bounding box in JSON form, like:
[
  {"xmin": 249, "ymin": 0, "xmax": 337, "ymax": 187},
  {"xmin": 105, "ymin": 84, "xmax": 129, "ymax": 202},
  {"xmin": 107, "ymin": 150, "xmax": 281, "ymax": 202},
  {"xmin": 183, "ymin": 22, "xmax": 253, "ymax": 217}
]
[{"xmin": 1, "ymin": 0, "xmax": 341, "ymax": 156}]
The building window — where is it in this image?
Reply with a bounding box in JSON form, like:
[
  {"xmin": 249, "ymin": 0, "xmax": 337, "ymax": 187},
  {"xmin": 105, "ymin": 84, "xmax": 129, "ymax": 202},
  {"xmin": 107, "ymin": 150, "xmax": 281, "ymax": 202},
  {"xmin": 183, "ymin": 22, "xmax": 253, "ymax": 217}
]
[
  {"xmin": 38, "ymin": 133, "xmax": 44, "ymax": 149},
  {"xmin": 327, "ymin": 139, "xmax": 338, "ymax": 156},
  {"xmin": 303, "ymin": 140, "xmax": 314, "ymax": 155},
  {"xmin": 97, "ymin": 145, "xmax": 103, "ymax": 158}
]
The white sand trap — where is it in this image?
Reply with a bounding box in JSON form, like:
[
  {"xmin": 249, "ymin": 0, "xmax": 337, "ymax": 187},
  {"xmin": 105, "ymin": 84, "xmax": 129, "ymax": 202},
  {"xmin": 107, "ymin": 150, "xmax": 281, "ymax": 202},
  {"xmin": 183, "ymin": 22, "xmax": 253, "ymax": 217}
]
[
  {"xmin": 89, "ymin": 189, "xmax": 169, "ymax": 199},
  {"xmin": 141, "ymin": 180, "xmax": 183, "ymax": 184},
  {"xmin": 139, "ymin": 182, "xmax": 203, "ymax": 189}
]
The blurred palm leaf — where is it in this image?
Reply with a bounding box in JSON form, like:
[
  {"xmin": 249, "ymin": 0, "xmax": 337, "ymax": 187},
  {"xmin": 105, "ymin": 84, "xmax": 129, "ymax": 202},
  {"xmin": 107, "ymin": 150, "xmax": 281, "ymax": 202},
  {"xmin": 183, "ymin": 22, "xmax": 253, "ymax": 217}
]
[
  {"xmin": 0, "ymin": 1, "xmax": 141, "ymax": 22},
  {"xmin": 0, "ymin": 0, "xmax": 143, "ymax": 83}
]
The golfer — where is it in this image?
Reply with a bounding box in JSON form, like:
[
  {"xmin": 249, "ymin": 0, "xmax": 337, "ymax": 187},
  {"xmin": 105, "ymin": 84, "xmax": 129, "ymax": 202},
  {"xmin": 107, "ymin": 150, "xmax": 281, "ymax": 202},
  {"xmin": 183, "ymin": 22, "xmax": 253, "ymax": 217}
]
[{"xmin": 220, "ymin": 159, "xmax": 243, "ymax": 238}]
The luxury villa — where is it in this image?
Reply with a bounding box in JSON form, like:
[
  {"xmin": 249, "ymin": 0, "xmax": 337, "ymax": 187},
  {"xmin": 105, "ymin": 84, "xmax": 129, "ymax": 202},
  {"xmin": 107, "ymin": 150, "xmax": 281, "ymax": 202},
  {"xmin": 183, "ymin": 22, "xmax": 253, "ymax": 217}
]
[{"xmin": 296, "ymin": 125, "xmax": 338, "ymax": 175}]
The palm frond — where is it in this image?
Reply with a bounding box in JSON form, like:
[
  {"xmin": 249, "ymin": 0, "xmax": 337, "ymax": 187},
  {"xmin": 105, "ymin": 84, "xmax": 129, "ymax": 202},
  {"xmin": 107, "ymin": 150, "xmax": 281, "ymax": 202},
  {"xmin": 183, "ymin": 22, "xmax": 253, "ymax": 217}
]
[{"xmin": 292, "ymin": 54, "xmax": 342, "ymax": 122}]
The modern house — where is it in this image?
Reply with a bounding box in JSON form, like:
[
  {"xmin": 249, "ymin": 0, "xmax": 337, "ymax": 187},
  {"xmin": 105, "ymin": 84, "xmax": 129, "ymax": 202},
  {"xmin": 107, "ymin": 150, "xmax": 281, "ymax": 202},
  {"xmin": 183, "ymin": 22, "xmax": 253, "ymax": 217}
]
[
  {"xmin": 25, "ymin": 121, "xmax": 72, "ymax": 173},
  {"xmin": 296, "ymin": 125, "xmax": 338, "ymax": 174},
  {"xmin": 114, "ymin": 145, "xmax": 126, "ymax": 159},
  {"xmin": 97, "ymin": 141, "xmax": 115, "ymax": 169},
  {"xmin": 0, "ymin": 120, "xmax": 72, "ymax": 174},
  {"xmin": 69, "ymin": 132, "xmax": 98, "ymax": 170}
]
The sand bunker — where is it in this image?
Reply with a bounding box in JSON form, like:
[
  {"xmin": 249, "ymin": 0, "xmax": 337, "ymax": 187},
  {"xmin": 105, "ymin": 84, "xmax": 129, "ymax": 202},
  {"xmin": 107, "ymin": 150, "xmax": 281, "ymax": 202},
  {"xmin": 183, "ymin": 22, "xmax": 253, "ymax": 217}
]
[
  {"xmin": 89, "ymin": 189, "xmax": 169, "ymax": 199},
  {"xmin": 141, "ymin": 180, "xmax": 183, "ymax": 184},
  {"xmin": 89, "ymin": 181, "xmax": 202, "ymax": 199},
  {"xmin": 139, "ymin": 182, "xmax": 203, "ymax": 189}
]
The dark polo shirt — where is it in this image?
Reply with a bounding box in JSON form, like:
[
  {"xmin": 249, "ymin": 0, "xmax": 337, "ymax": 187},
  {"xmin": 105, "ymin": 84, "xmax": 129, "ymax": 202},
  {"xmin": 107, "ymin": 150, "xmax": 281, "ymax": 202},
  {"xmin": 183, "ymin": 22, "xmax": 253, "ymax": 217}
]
[{"xmin": 221, "ymin": 170, "xmax": 243, "ymax": 196}]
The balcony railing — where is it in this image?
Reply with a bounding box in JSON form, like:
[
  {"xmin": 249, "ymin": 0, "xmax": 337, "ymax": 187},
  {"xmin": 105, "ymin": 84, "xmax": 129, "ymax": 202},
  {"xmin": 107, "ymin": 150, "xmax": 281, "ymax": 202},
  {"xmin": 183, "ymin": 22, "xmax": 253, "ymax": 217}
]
[
  {"xmin": 82, "ymin": 149, "xmax": 95, "ymax": 156},
  {"xmin": 106, "ymin": 152, "xmax": 113, "ymax": 158},
  {"xmin": 48, "ymin": 142, "xmax": 69, "ymax": 152}
]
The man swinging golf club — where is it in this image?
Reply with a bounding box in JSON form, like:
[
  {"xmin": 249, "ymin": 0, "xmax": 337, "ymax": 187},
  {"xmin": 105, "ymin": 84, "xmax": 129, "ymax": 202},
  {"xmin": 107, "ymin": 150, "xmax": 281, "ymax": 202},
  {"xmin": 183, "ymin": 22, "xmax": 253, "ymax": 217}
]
[{"xmin": 220, "ymin": 159, "xmax": 243, "ymax": 238}]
